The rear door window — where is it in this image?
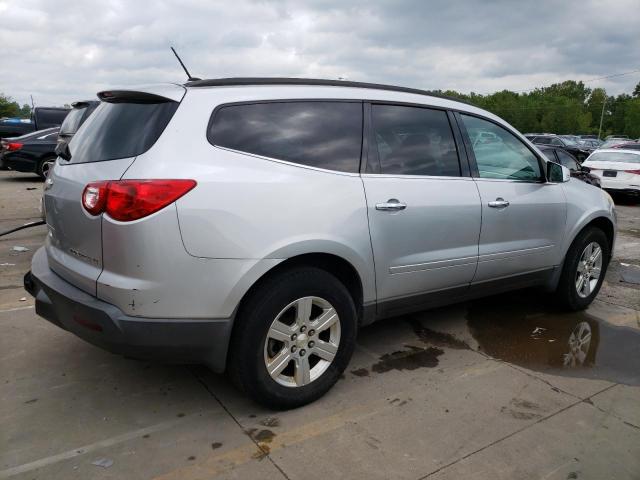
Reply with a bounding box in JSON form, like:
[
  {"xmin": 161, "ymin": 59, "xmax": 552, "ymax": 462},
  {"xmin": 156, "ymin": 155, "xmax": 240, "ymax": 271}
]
[
  {"xmin": 208, "ymin": 101, "xmax": 362, "ymax": 173},
  {"xmin": 67, "ymin": 100, "xmax": 178, "ymax": 164},
  {"xmin": 370, "ymin": 104, "xmax": 461, "ymax": 176}
]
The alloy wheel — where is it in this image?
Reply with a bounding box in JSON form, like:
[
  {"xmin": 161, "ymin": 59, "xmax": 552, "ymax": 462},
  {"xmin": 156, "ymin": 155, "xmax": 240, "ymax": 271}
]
[
  {"xmin": 575, "ymin": 242, "xmax": 603, "ymax": 298},
  {"xmin": 41, "ymin": 159, "xmax": 54, "ymax": 178},
  {"xmin": 263, "ymin": 296, "xmax": 341, "ymax": 388}
]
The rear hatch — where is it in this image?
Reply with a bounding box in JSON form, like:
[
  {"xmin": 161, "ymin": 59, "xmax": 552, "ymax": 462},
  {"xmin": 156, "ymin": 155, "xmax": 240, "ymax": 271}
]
[{"xmin": 43, "ymin": 85, "xmax": 184, "ymax": 295}]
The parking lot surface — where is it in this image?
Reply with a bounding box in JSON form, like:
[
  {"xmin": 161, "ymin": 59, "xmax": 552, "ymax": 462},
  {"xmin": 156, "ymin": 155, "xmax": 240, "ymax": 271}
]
[{"xmin": 1, "ymin": 170, "xmax": 639, "ymax": 480}]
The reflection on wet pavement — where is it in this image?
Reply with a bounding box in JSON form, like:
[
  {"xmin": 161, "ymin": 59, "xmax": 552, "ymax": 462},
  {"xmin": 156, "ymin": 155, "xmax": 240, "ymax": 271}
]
[{"xmin": 463, "ymin": 293, "xmax": 640, "ymax": 386}]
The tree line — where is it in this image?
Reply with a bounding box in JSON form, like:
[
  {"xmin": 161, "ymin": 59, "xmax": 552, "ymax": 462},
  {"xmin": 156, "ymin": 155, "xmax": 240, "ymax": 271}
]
[
  {"xmin": 2, "ymin": 80, "xmax": 640, "ymax": 138},
  {"xmin": 0, "ymin": 93, "xmax": 32, "ymax": 119},
  {"xmin": 431, "ymin": 80, "xmax": 640, "ymax": 139}
]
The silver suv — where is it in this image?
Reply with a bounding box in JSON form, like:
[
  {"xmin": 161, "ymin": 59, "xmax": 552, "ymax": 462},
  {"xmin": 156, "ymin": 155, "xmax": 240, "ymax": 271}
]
[{"xmin": 26, "ymin": 78, "xmax": 616, "ymax": 408}]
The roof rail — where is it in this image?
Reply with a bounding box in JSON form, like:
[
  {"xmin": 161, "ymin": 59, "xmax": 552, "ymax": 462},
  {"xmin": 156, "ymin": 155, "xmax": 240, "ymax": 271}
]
[{"xmin": 184, "ymin": 77, "xmax": 472, "ymax": 105}]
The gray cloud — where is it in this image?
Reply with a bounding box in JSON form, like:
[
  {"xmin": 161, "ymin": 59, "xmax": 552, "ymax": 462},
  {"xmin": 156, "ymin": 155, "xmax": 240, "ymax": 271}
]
[{"xmin": 1, "ymin": 0, "xmax": 639, "ymax": 107}]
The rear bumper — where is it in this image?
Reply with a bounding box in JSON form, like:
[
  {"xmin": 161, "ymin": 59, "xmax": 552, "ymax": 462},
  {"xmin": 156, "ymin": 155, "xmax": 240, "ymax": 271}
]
[
  {"xmin": 1, "ymin": 154, "xmax": 37, "ymax": 173},
  {"xmin": 25, "ymin": 247, "xmax": 232, "ymax": 372},
  {"xmin": 603, "ymin": 187, "xmax": 640, "ymax": 196}
]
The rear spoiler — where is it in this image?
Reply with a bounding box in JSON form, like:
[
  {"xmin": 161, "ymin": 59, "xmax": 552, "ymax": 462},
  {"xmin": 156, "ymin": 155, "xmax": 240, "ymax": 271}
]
[{"xmin": 97, "ymin": 84, "xmax": 186, "ymax": 104}]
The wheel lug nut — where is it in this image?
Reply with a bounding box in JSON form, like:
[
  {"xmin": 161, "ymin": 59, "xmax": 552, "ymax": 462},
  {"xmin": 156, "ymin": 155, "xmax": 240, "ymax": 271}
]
[
  {"xmin": 291, "ymin": 333, "xmax": 297, "ymax": 341},
  {"xmin": 308, "ymin": 329, "xmax": 315, "ymax": 336},
  {"xmin": 300, "ymin": 349, "xmax": 306, "ymax": 357},
  {"xmin": 308, "ymin": 341, "xmax": 315, "ymax": 348},
  {"xmin": 291, "ymin": 346, "xmax": 297, "ymax": 353},
  {"xmin": 300, "ymin": 326, "xmax": 307, "ymax": 333}
]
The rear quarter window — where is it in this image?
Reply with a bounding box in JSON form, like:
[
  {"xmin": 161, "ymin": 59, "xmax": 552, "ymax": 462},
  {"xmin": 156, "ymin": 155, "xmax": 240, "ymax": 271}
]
[{"xmin": 208, "ymin": 101, "xmax": 363, "ymax": 173}]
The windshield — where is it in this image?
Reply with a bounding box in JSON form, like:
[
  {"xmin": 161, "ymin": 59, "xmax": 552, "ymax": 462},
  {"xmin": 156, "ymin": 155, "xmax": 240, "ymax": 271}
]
[
  {"xmin": 587, "ymin": 151, "xmax": 640, "ymax": 164},
  {"xmin": 67, "ymin": 100, "xmax": 178, "ymax": 164}
]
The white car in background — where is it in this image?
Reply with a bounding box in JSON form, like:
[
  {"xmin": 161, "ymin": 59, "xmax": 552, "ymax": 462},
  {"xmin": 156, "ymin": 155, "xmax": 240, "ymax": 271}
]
[{"xmin": 582, "ymin": 149, "xmax": 640, "ymax": 196}]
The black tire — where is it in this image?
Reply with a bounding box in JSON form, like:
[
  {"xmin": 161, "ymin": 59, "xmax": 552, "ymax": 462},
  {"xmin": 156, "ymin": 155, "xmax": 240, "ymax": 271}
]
[
  {"xmin": 37, "ymin": 156, "xmax": 56, "ymax": 180},
  {"xmin": 554, "ymin": 227, "xmax": 610, "ymax": 311},
  {"xmin": 227, "ymin": 267, "xmax": 357, "ymax": 409}
]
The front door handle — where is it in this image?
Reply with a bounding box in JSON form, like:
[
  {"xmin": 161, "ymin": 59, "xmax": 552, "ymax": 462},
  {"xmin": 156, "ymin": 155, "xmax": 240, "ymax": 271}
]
[
  {"xmin": 376, "ymin": 199, "xmax": 407, "ymax": 211},
  {"xmin": 488, "ymin": 198, "xmax": 510, "ymax": 208}
]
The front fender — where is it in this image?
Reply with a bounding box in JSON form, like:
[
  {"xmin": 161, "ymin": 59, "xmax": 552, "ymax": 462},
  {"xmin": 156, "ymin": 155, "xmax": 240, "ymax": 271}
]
[{"xmin": 546, "ymin": 182, "xmax": 616, "ymax": 291}]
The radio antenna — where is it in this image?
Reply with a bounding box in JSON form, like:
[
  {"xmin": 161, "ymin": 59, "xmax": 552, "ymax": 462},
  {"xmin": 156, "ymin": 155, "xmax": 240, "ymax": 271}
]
[{"xmin": 170, "ymin": 46, "xmax": 200, "ymax": 81}]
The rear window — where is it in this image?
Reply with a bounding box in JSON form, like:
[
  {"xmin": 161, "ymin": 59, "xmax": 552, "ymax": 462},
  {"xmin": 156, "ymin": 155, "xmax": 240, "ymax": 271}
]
[
  {"xmin": 208, "ymin": 101, "xmax": 363, "ymax": 173},
  {"xmin": 59, "ymin": 107, "xmax": 86, "ymax": 135},
  {"xmin": 67, "ymin": 100, "xmax": 178, "ymax": 164},
  {"xmin": 588, "ymin": 152, "xmax": 640, "ymax": 164}
]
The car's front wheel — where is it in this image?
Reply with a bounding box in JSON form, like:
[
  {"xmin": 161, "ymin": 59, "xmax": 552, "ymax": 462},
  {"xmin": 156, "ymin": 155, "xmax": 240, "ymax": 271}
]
[
  {"xmin": 228, "ymin": 267, "xmax": 357, "ymax": 409},
  {"xmin": 555, "ymin": 226, "xmax": 610, "ymax": 310}
]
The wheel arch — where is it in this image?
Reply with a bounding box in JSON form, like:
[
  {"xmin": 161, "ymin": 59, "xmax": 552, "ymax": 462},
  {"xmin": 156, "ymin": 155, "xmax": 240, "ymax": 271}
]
[
  {"xmin": 234, "ymin": 252, "xmax": 366, "ymax": 323},
  {"xmin": 546, "ymin": 213, "xmax": 615, "ymax": 291},
  {"xmin": 224, "ymin": 251, "xmax": 368, "ymax": 373}
]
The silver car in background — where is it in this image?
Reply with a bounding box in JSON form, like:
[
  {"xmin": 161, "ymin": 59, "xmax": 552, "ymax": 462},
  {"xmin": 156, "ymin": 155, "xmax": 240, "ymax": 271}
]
[{"xmin": 25, "ymin": 78, "xmax": 616, "ymax": 408}]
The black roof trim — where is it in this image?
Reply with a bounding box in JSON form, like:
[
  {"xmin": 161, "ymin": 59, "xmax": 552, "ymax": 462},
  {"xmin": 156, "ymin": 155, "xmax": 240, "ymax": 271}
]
[{"xmin": 185, "ymin": 77, "xmax": 472, "ymax": 105}]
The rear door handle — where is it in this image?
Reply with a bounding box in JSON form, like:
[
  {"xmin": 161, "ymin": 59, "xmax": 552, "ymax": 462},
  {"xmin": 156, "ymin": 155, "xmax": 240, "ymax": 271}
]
[
  {"xmin": 488, "ymin": 198, "xmax": 510, "ymax": 208},
  {"xmin": 376, "ymin": 199, "xmax": 407, "ymax": 211}
]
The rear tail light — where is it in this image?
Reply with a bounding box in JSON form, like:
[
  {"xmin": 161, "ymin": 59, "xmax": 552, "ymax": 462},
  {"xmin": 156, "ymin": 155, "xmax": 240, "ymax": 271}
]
[
  {"xmin": 625, "ymin": 169, "xmax": 640, "ymax": 175},
  {"xmin": 82, "ymin": 179, "xmax": 196, "ymax": 221},
  {"xmin": 6, "ymin": 142, "xmax": 23, "ymax": 151}
]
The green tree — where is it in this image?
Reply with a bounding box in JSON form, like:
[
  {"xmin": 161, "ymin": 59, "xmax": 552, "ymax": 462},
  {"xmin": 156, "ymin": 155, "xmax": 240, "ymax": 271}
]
[
  {"xmin": 623, "ymin": 99, "xmax": 640, "ymax": 138},
  {"xmin": 633, "ymin": 81, "xmax": 640, "ymax": 98},
  {"xmin": 0, "ymin": 93, "xmax": 25, "ymax": 118}
]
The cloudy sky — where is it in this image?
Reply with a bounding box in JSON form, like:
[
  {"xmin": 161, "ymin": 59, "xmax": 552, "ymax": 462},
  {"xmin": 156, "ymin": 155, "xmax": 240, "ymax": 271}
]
[{"xmin": 1, "ymin": 0, "xmax": 639, "ymax": 107}]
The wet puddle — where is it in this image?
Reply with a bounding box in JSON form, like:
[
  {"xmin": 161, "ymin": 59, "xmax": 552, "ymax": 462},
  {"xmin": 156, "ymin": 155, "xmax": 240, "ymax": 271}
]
[
  {"xmin": 371, "ymin": 346, "xmax": 444, "ymax": 374},
  {"xmin": 464, "ymin": 294, "xmax": 640, "ymax": 386}
]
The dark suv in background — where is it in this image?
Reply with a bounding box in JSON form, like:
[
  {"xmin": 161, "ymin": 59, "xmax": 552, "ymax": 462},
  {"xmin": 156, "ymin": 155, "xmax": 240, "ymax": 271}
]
[
  {"xmin": 537, "ymin": 145, "xmax": 601, "ymax": 187},
  {"xmin": 528, "ymin": 134, "xmax": 592, "ymax": 161}
]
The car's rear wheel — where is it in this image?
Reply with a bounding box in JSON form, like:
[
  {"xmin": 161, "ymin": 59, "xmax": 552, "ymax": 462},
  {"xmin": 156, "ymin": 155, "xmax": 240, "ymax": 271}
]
[
  {"xmin": 228, "ymin": 267, "xmax": 357, "ymax": 409},
  {"xmin": 37, "ymin": 156, "xmax": 55, "ymax": 179},
  {"xmin": 555, "ymin": 227, "xmax": 610, "ymax": 311}
]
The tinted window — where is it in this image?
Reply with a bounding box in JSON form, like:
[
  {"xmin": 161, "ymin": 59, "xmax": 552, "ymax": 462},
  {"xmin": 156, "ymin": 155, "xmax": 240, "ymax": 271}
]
[
  {"xmin": 209, "ymin": 102, "xmax": 362, "ymax": 173},
  {"xmin": 370, "ymin": 105, "xmax": 460, "ymax": 176},
  {"xmin": 550, "ymin": 138, "xmax": 564, "ymax": 146},
  {"xmin": 59, "ymin": 107, "xmax": 85, "ymax": 135},
  {"xmin": 461, "ymin": 115, "xmax": 542, "ymax": 181},
  {"xmin": 556, "ymin": 150, "xmax": 579, "ymax": 170},
  {"xmin": 534, "ymin": 137, "xmax": 551, "ymax": 144},
  {"xmin": 35, "ymin": 108, "xmax": 69, "ymax": 127},
  {"xmin": 67, "ymin": 101, "xmax": 178, "ymax": 164}
]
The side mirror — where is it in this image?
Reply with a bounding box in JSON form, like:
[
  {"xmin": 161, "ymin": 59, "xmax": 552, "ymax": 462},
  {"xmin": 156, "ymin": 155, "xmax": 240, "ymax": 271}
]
[{"xmin": 547, "ymin": 161, "xmax": 570, "ymax": 183}]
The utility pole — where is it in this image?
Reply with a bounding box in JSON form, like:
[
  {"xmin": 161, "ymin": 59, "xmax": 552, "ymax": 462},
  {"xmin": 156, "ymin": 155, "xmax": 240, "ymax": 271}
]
[{"xmin": 598, "ymin": 97, "xmax": 606, "ymax": 140}]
